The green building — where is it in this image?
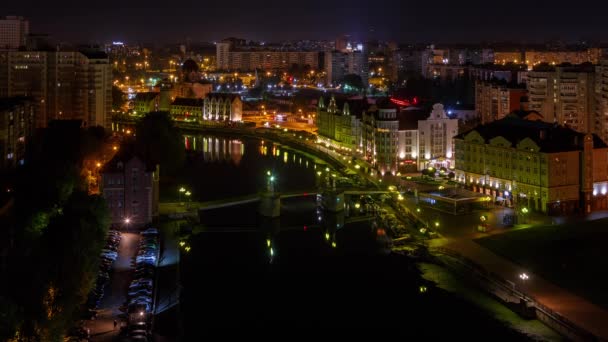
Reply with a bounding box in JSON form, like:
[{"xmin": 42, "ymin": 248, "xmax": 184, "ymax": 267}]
[
  {"xmin": 454, "ymin": 116, "xmax": 608, "ymax": 215},
  {"xmin": 316, "ymin": 95, "xmax": 366, "ymax": 152}
]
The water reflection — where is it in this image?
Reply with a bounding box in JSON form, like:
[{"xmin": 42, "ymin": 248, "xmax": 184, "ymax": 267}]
[{"xmin": 184, "ymin": 135, "xmax": 244, "ymax": 165}]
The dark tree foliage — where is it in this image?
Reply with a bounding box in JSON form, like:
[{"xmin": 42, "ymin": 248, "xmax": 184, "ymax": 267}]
[
  {"xmin": 0, "ymin": 124, "xmax": 111, "ymax": 340},
  {"xmin": 342, "ymin": 74, "xmax": 364, "ymax": 91},
  {"xmin": 135, "ymin": 111, "xmax": 185, "ymax": 176},
  {"xmin": 112, "ymin": 85, "xmax": 126, "ymax": 111}
]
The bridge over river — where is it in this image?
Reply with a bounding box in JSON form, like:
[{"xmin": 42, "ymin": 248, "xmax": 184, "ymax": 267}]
[{"xmin": 159, "ymin": 189, "xmax": 389, "ymax": 218}]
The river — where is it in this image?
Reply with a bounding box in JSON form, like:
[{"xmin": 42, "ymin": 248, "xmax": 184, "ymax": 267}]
[{"xmin": 165, "ymin": 134, "xmax": 538, "ymax": 339}]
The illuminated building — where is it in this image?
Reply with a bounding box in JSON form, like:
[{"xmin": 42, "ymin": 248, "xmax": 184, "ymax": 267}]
[
  {"xmin": 316, "ymin": 95, "xmax": 366, "ymax": 151},
  {"xmin": 203, "ymin": 93, "xmax": 242, "ymax": 121},
  {"xmin": 0, "ymin": 16, "xmax": 28, "ymax": 50},
  {"xmin": 454, "ymin": 115, "xmax": 608, "ymax": 214},
  {"xmin": 362, "ymin": 99, "xmax": 400, "ymax": 175},
  {"xmin": 170, "ymin": 98, "xmax": 203, "ymax": 122},
  {"xmin": 101, "ymin": 148, "xmax": 159, "ymax": 227},
  {"xmin": 133, "ymin": 92, "xmax": 159, "ymax": 115},
  {"xmin": 216, "ymin": 38, "xmax": 319, "ymax": 72},
  {"xmin": 527, "ymin": 63, "xmax": 595, "ymax": 133},
  {"xmin": 324, "ymin": 47, "xmax": 369, "ymax": 86},
  {"xmin": 416, "ymin": 104, "xmax": 459, "ymax": 170},
  {"xmin": 0, "ymin": 96, "xmax": 34, "ymax": 169},
  {"xmin": 475, "ymin": 79, "xmax": 527, "ymax": 124}
]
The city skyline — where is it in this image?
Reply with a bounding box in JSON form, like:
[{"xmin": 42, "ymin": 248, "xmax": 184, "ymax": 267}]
[{"xmin": 6, "ymin": 0, "xmax": 608, "ymax": 45}]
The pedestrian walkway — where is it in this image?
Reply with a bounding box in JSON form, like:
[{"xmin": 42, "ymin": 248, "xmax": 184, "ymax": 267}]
[
  {"xmin": 433, "ymin": 238, "xmax": 608, "ymax": 340},
  {"xmin": 86, "ymin": 232, "xmax": 140, "ymax": 342}
]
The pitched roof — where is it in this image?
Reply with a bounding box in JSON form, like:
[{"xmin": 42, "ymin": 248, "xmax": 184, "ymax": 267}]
[
  {"xmin": 206, "ymin": 93, "xmax": 241, "ymax": 101},
  {"xmin": 134, "ymin": 92, "xmax": 159, "ymax": 102},
  {"xmin": 398, "ymin": 108, "xmax": 429, "ymax": 130},
  {"xmin": 101, "ymin": 143, "xmax": 157, "ymax": 173},
  {"xmin": 172, "ymin": 97, "xmax": 204, "ymax": 107},
  {"xmin": 319, "ymin": 95, "xmax": 370, "ymax": 118},
  {"xmin": 455, "ymin": 116, "xmax": 607, "ymax": 153}
]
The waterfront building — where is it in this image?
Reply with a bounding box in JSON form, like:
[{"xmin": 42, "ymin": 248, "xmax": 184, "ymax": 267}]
[
  {"xmin": 101, "ymin": 147, "xmax": 159, "ymax": 227},
  {"xmin": 170, "ymin": 97, "xmax": 204, "ymax": 122},
  {"xmin": 417, "ymin": 104, "xmax": 459, "ymax": 170},
  {"xmin": 0, "ymin": 96, "xmax": 35, "ymax": 169},
  {"xmin": 203, "ymin": 93, "xmax": 242, "ymax": 121},
  {"xmin": 316, "ymin": 95, "xmax": 366, "ymax": 151},
  {"xmin": 362, "ymin": 100, "xmax": 400, "ymax": 175},
  {"xmin": 133, "ymin": 92, "xmax": 159, "ymax": 116},
  {"xmin": 454, "ymin": 116, "xmax": 608, "ymax": 215}
]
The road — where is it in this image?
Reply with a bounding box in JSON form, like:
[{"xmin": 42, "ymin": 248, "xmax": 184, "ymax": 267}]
[{"xmin": 87, "ymin": 232, "xmax": 140, "ymax": 342}]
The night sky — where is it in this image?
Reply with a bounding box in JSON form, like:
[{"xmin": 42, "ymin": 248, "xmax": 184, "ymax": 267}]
[{"xmin": 6, "ymin": 0, "xmax": 608, "ymax": 44}]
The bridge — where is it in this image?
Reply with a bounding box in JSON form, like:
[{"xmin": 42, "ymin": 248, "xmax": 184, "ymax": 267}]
[
  {"xmin": 159, "ymin": 190, "xmax": 318, "ymax": 217},
  {"xmin": 158, "ymin": 189, "xmax": 390, "ymax": 217}
]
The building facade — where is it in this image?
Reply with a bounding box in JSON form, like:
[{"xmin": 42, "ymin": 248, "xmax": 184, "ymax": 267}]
[
  {"xmin": 475, "ymin": 80, "xmax": 527, "ymax": 124},
  {"xmin": 316, "ymin": 95, "xmax": 365, "ymax": 151},
  {"xmin": 527, "ymin": 64, "xmax": 595, "ymax": 133},
  {"xmin": 454, "ymin": 116, "xmax": 608, "ymax": 215},
  {"xmin": 0, "ymin": 50, "xmax": 112, "ymax": 128},
  {"xmin": 0, "ymin": 16, "xmax": 28, "ymax": 50},
  {"xmin": 170, "ymin": 98, "xmax": 204, "ymax": 122},
  {"xmin": 362, "ymin": 103, "xmax": 400, "ymax": 175},
  {"xmin": 417, "ymin": 104, "xmax": 459, "ymax": 170},
  {"xmin": 216, "ymin": 39, "xmax": 319, "ymax": 72},
  {"xmin": 595, "ymin": 59, "xmax": 608, "ymax": 144},
  {"xmin": 101, "ymin": 152, "xmax": 159, "ymax": 227},
  {"xmin": 0, "ymin": 96, "xmax": 34, "ymax": 169},
  {"xmin": 203, "ymin": 93, "xmax": 242, "ymax": 121},
  {"xmin": 325, "ymin": 49, "xmax": 369, "ymax": 86}
]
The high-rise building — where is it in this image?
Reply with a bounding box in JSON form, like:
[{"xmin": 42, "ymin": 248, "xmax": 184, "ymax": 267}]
[
  {"xmin": 0, "ymin": 96, "xmax": 35, "ymax": 169},
  {"xmin": 215, "ymin": 39, "xmax": 319, "ymax": 72},
  {"xmin": 0, "ymin": 16, "xmax": 29, "ymax": 50},
  {"xmin": 324, "ymin": 48, "xmax": 369, "ymax": 86},
  {"xmin": 0, "ymin": 50, "xmax": 112, "ymax": 128},
  {"xmin": 595, "ymin": 59, "xmax": 608, "ymax": 143},
  {"xmin": 475, "ymin": 80, "xmax": 527, "ymax": 124},
  {"xmin": 527, "ymin": 64, "xmax": 595, "ymax": 133}
]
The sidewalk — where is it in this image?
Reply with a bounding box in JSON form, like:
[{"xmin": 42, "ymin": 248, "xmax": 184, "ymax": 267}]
[
  {"xmin": 432, "ymin": 238, "xmax": 608, "ymax": 340},
  {"xmin": 86, "ymin": 232, "xmax": 140, "ymax": 342}
]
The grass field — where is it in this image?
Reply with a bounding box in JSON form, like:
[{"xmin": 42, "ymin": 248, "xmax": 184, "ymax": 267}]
[{"xmin": 476, "ymin": 218, "xmax": 608, "ymax": 310}]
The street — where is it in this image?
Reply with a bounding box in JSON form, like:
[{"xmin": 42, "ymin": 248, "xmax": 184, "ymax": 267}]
[{"xmin": 87, "ymin": 233, "xmax": 140, "ymax": 342}]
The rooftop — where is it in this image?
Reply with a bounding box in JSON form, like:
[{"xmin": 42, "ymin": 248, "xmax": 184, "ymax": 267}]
[
  {"xmin": 455, "ymin": 116, "xmax": 607, "ymax": 152},
  {"xmin": 172, "ymin": 97, "xmax": 204, "ymax": 107}
]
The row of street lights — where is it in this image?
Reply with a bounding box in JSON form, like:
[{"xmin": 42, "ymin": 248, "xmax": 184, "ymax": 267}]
[{"xmin": 178, "ymin": 187, "xmax": 192, "ymax": 204}]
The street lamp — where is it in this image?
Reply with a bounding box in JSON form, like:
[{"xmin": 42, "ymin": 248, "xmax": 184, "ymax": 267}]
[
  {"xmin": 179, "ymin": 187, "xmax": 186, "ymax": 203},
  {"xmin": 519, "ymin": 273, "xmax": 529, "ymax": 281}
]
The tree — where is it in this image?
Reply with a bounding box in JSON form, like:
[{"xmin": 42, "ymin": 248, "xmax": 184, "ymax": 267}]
[
  {"xmin": 112, "ymin": 85, "xmax": 125, "ymax": 111},
  {"xmin": 342, "ymin": 74, "xmax": 364, "ymax": 92},
  {"xmin": 135, "ymin": 111, "xmax": 185, "ymax": 175},
  {"xmin": 448, "ymin": 172, "xmax": 455, "ymax": 180}
]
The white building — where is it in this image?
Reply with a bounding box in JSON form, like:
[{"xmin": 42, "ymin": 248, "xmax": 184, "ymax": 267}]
[
  {"xmin": 417, "ymin": 103, "xmax": 459, "ymax": 170},
  {"xmin": 0, "ymin": 16, "xmax": 28, "ymax": 50}
]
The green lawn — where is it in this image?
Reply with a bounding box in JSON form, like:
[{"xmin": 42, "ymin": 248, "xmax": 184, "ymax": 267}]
[{"xmin": 476, "ymin": 219, "xmax": 608, "ymax": 310}]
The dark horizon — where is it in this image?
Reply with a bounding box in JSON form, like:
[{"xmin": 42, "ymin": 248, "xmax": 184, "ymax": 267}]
[{"xmin": 6, "ymin": 0, "xmax": 608, "ymax": 46}]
